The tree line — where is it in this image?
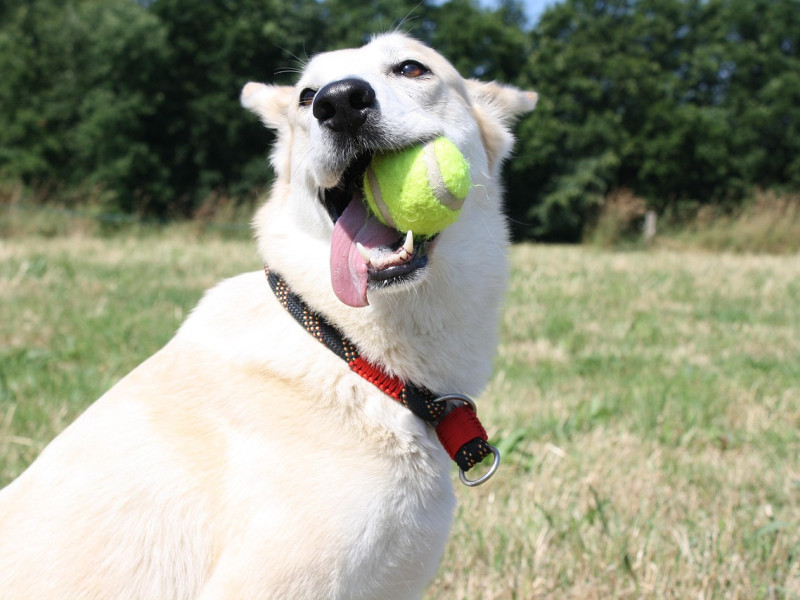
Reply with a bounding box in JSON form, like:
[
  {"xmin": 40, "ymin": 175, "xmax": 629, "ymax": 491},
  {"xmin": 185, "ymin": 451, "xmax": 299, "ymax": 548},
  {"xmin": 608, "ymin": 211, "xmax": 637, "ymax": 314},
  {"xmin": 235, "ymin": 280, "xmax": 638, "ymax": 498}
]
[{"xmin": 1, "ymin": 0, "xmax": 798, "ymax": 241}]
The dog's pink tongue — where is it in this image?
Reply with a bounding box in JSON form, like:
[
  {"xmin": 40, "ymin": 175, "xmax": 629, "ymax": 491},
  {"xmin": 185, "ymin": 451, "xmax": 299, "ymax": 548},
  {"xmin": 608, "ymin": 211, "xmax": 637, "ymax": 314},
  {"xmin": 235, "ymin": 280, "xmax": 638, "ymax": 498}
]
[{"xmin": 330, "ymin": 199, "xmax": 397, "ymax": 307}]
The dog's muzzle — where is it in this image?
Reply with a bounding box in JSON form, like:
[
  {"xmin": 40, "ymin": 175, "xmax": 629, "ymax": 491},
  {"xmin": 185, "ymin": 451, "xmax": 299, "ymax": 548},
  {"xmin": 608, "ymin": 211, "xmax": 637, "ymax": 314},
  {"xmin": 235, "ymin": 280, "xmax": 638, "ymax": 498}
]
[{"xmin": 312, "ymin": 78, "xmax": 434, "ymax": 308}]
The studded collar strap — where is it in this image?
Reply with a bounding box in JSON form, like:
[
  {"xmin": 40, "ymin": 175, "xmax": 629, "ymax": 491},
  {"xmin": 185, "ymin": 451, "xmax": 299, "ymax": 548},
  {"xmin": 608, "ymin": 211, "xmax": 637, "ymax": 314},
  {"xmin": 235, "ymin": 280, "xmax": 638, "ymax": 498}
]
[{"xmin": 265, "ymin": 266, "xmax": 499, "ymax": 486}]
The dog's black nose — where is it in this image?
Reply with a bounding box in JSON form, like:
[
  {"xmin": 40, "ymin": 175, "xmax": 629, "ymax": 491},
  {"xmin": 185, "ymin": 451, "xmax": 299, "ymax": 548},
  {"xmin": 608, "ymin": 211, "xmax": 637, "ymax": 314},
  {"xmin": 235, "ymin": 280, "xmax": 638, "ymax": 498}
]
[{"xmin": 313, "ymin": 78, "xmax": 376, "ymax": 135}]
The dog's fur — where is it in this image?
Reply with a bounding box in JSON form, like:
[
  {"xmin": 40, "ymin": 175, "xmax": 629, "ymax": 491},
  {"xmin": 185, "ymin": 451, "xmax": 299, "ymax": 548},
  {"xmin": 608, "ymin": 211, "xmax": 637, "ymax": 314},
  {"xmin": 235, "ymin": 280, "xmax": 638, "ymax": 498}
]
[{"xmin": 0, "ymin": 33, "xmax": 535, "ymax": 599}]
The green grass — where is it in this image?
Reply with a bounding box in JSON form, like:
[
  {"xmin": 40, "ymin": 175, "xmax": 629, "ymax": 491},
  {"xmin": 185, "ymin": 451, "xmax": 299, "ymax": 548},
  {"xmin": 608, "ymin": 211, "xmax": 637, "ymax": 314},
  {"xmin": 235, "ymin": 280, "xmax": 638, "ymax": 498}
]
[
  {"xmin": 1, "ymin": 233, "xmax": 799, "ymax": 598},
  {"xmin": 0, "ymin": 233, "xmax": 259, "ymax": 480}
]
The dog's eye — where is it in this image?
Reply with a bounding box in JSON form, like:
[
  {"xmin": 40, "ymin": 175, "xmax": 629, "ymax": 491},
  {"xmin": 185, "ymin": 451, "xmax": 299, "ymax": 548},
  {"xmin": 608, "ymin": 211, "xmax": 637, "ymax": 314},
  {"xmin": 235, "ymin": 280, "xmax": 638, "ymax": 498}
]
[
  {"xmin": 395, "ymin": 60, "xmax": 429, "ymax": 79},
  {"xmin": 299, "ymin": 88, "xmax": 316, "ymax": 107}
]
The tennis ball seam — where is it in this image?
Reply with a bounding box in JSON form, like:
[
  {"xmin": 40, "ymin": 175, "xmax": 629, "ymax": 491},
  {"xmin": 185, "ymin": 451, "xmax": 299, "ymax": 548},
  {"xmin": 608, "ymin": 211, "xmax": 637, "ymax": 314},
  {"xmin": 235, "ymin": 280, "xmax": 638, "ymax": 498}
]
[
  {"xmin": 364, "ymin": 163, "xmax": 396, "ymax": 229},
  {"xmin": 433, "ymin": 138, "xmax": 472, "ymax": 201},
  {"xmin": 423, "ymin": 142, "xmax": 463, "ymax": 211},
  {"xmin": 362, "ymin": 137, "xmax": 471, "ymax": 236}
]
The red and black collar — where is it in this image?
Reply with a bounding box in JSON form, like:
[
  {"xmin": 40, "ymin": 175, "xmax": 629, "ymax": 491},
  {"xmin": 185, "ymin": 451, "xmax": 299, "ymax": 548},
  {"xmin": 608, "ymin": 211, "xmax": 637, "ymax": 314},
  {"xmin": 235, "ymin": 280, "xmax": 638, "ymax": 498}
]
[{"xmin": 265, "ymin": 266, "xmax": 499, "ymax": 486}]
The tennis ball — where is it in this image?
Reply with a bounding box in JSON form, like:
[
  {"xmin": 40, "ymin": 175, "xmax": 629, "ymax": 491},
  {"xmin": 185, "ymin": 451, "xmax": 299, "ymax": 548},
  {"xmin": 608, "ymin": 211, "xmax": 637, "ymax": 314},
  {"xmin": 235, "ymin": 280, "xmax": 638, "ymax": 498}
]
[{"xmin": 362, "ymin": 137, "xmax": 471, "ymax": 237}]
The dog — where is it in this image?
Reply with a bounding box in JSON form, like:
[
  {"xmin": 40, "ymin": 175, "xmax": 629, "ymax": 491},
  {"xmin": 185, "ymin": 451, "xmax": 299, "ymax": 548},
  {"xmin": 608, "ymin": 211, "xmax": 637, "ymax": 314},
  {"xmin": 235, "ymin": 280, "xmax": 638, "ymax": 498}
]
[{"xmin": 0, "ymin": 32, "xmax": 536, "ymax": 599}]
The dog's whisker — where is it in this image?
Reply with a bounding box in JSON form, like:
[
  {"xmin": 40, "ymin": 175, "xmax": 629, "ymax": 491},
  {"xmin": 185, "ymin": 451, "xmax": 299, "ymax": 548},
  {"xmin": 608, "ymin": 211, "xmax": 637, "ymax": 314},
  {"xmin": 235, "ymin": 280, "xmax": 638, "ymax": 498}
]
[
  {"xmin": 275, "ymin": 44, "xmax": 309, "ymax": 69},
  {"xmin": 273, "ymin": 67, "xmax": 302, "ymax": 77},
  {"xmin": 393, "ymin": 3, "xmax": 423, "ymax": 35}
]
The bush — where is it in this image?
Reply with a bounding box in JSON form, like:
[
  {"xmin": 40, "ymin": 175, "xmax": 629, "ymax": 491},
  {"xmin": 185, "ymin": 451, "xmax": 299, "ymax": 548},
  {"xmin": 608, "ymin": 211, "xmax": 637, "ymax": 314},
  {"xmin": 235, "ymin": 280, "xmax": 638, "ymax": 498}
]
[
  {"xmin": 666, "ymin": 191, "xmax": 800, "ymax": 254},
  {"xmin": 585, "ymin": 189, "xmax": 648, "ymax": 248}
]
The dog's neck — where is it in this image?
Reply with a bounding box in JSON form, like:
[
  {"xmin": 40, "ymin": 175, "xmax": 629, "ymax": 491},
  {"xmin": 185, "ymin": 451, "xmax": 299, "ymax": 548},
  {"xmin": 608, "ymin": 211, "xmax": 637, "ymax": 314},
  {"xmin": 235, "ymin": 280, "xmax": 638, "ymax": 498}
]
[
  {"xmin": 264, "ymin": 265, "xmax": 499, "ymax": 485},
  {"xmin": 253, "ymin": 173, "xmax": 511, "ymax": 396}
]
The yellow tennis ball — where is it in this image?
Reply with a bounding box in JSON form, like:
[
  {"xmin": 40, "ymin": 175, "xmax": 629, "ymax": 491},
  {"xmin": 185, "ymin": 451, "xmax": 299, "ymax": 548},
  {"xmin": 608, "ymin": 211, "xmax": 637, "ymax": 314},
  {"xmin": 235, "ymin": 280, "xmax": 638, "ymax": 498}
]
[{"xmin": 362, "ymin": 137, "xmax": 471, "ymax": 237}]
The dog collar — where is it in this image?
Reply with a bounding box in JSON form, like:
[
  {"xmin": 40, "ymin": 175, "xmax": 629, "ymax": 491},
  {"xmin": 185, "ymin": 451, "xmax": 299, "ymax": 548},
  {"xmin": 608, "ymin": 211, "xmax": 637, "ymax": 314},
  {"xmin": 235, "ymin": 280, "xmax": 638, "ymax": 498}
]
[{"xmin": 264, "ymin": 266, "xmax": 500, "ymax": 487}]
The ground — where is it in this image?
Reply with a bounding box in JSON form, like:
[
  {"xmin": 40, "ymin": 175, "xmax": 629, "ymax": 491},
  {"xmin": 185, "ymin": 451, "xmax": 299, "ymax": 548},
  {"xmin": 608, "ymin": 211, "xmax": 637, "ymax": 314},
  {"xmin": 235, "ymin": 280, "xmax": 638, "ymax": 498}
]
[{"xmin": 1, "ymin": 235, "xmax": 798, "ymax": 599}]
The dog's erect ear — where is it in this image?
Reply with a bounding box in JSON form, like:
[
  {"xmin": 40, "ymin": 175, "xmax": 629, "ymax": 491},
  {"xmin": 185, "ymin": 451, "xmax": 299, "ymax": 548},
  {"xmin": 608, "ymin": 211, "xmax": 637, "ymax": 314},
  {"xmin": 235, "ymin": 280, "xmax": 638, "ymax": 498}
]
[
  {"xmin": 241, "ymin": 82, "xmax": 294, "ymax": 130},
  {"xmin": 465, "ymin": 80, "xmax": 538, "ymax": 171},
  {"xmin": 465, "ymin": 80, "xmax": 538, "ymax": 125}
]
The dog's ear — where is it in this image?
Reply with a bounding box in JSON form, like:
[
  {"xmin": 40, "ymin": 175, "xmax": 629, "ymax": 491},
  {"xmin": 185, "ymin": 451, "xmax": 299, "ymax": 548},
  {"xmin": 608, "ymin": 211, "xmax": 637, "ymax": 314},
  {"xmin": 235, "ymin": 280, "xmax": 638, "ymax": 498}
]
[
  {"xmin": 465, "ymin": 80, "xmax": 538, "ymax": 171},
  {"xmin": 241, "ymin": 82, "xmax": 294, "ymax": 129},
  {"xmin": 465, "ymin": 80, "xmax": 538, "ymax": 125}
]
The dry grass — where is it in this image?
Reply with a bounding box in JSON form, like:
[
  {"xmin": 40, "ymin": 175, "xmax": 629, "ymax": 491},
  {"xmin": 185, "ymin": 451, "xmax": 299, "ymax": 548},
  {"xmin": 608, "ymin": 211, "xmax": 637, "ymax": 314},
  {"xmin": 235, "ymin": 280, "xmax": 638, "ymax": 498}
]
[
  {"xmin": 0, "ymin": 234, "xmax": 260, "ymax": 481},
  {"xmin": 431, "ymin": 245, "xmax": 800, "ymax": 599},
  {"xmin": 585, "ymin": 188, "xmax": 648, "ymax": 248},
  {"xmin": 585, "ymin": 190, "xmax": 800, "ymax": 255},
  {"xmin": 666, "ymin": 191, "xmax": 800, "ymax": 255},
  {"xmin": 1, "ymin": 233, "xmax": 799, "ymax": 598}
]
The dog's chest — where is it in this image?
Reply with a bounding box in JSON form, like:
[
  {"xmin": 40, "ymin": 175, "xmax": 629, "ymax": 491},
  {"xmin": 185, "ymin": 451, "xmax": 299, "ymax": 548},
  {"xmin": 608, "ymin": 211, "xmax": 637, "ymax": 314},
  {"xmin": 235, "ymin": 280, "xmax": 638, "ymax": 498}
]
[
  {"xmin": 310, "ymin": 461, "xmax": 456, "ymax": 599},
  {"xmin": 216, "ymin": 402, "xmax": 456, "ymax": 598}
]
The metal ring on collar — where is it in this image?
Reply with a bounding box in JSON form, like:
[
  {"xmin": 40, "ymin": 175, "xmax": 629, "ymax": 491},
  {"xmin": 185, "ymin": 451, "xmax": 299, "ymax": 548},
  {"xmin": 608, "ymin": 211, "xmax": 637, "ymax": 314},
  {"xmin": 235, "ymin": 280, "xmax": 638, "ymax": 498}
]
[
  {"xmin": 434, "ymin": 394, "xmax": 500, "ymax": 486},
  {"xmin": 459, "ymin": 444, "xmax": 501, "ymax": 487},
  {"xmin": 433, "ymin": 393, "xmax": 477, "ymax": 414}
]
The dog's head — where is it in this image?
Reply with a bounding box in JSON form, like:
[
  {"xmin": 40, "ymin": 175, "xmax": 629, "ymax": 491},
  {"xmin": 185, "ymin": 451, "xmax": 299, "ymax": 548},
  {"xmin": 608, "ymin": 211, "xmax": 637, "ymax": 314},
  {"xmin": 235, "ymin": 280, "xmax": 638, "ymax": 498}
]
[{"xmin": 242, "ymin": 33, "xmax": 535, "ymax": 327}]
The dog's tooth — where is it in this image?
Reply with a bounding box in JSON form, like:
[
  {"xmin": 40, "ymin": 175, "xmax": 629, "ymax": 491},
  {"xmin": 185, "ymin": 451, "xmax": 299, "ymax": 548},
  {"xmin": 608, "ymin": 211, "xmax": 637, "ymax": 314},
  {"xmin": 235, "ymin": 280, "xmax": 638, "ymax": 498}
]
[
  {"xmin": 403, "ymin": 230, "xmax": 414, "ymax": 256},
  {"xmin": 356, "ymin": 242, "xmax": 372, "ymax": 265}
]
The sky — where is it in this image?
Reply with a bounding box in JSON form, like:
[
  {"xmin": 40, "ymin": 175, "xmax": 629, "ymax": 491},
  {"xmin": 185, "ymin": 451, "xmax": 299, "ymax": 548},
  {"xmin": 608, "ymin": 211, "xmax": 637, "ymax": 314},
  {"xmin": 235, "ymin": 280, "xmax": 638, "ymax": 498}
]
[
  {"xmin": 518, "ymin": 0, "xmax": 562, "ymax": 25},
  {"xmin": 434, "ymin": 0, "xmax": 563, "ymax": 28}
]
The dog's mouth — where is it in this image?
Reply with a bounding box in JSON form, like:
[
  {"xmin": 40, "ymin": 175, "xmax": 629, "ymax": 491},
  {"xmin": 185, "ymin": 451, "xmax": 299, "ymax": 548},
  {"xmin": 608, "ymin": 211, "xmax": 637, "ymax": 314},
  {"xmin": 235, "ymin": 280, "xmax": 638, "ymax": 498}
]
[{"xmin": 323, "ymin": 153, "xmax": 434, "ymax": 307}]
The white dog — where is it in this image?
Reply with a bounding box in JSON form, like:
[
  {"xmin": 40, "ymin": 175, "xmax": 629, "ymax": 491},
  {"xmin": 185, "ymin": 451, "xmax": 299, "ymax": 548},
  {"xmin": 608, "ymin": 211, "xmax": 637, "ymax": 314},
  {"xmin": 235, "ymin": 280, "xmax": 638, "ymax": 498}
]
[{"xmin": 0, "ymin": 33, "xmax": 535, "ymax": 599}]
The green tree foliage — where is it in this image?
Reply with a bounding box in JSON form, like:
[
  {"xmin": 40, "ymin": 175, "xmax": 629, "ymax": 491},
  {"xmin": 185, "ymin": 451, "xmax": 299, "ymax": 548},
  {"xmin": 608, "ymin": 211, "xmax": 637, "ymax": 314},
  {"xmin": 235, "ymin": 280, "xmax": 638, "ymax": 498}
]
[
  {"xmin": 424, "ymin": 0, "xmax": 531, "ymax": 81},
  {"xmin": 0, "ymin": 0, "xmax": 170, "ymax": 209},
  {"xmin": 509, "ymin": 0, "xmax": 800, "ymax": 240},
  {"xmin": 143, "ymin": 0, "xmax": 297, "ymax": 214},
  {"xmin": 0, "ymin": 0, "xmax": 798, "ymax": 240}
]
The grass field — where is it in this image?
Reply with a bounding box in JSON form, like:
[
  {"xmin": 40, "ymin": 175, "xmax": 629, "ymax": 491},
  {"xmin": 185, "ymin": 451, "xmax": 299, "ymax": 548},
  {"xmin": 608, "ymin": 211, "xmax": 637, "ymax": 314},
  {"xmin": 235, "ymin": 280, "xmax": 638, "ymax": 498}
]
[{"xmin": 1, "ymin": 232, "xmax": 798, "ymax": 599}]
